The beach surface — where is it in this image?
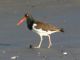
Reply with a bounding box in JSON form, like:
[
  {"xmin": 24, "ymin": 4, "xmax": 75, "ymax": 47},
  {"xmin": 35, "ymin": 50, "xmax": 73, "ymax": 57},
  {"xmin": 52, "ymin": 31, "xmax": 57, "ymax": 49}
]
[{"xmin": 0, "ymin": 0, "xmax": 80, "ymax": 60}]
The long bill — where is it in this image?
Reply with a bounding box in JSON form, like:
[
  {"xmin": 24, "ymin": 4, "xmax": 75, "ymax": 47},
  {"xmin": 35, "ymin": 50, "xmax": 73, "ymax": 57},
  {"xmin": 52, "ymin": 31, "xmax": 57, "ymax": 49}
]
[{"xmin": 17, "ymin": 16, "xmax": 26, "ymax": 26}]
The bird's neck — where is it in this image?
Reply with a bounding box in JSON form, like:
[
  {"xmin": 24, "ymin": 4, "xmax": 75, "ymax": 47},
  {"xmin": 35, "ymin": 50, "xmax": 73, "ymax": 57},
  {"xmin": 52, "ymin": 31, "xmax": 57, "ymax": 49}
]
[{"xmin": 26, "ymin": 16, "xmax": 35, "ymax": 30}]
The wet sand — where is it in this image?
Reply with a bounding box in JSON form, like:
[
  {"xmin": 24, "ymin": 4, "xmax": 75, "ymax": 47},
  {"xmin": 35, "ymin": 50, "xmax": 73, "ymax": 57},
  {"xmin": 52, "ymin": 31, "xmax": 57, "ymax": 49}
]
[
  {"xmin": 0, "ymin": 0, "xmax": 80, "ymax": 60},
  {"xmin": 0, "ymin": 48, "xmax": 80, "ymax": 60}
]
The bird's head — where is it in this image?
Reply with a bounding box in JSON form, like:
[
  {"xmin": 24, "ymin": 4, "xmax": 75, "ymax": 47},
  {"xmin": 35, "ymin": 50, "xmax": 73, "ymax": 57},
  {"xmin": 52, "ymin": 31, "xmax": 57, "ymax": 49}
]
[{"xmin": 17, "ymin": 13, "xmax": 29, "ymax": 26}]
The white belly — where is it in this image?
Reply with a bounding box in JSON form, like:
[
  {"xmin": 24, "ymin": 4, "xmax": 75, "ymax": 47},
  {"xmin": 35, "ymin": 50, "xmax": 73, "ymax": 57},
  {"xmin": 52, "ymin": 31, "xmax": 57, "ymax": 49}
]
[{"xmin": 33, "ymin": 28, "xmax": 56, "ymax": 36}]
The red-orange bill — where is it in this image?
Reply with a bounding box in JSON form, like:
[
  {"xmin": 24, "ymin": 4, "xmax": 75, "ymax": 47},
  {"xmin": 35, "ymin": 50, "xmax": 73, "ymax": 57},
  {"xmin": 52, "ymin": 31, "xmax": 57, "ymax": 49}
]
[{"xmin": 17, "ymin": 17, "xmax": 26, "ymax": 26}]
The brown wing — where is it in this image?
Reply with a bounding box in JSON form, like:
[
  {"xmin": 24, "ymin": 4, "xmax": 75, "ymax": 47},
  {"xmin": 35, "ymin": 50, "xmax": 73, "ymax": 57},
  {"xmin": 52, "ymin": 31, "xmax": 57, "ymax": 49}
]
[{"xmin": 35, "ymin": 21, "xmax": 58, "ymax": 31}]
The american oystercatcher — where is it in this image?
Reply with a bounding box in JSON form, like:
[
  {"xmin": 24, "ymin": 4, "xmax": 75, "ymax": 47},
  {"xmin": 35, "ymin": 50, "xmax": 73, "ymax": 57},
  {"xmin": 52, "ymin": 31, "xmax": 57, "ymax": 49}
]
[{"xmin": 17, "ymin": 13, "xmax": 64, "ymax": 48}]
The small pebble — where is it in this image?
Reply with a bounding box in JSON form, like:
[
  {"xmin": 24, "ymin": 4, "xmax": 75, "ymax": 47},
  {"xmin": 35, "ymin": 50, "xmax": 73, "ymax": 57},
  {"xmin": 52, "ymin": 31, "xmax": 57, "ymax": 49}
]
[
  {"xmin": 11, "ymin": 56, "xmax": 19, "ymax": 60},
  {"xmin": 42, "ymin": 56, "xmax": 47, "ymax": 60},
  {"xmin": 63, "ymin": 52, "xmax": 68, "ymax": 55},
  {"xmin": 43, "ymin": 56, "xmax": 47, "ymax": 58}
]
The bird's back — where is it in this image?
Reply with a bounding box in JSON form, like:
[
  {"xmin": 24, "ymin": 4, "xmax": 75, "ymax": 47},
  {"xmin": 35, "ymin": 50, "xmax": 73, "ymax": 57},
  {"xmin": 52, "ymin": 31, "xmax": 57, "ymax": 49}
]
[{"xmin": 35, "ymin": 21, "xmax": 59, "ymax": 31}]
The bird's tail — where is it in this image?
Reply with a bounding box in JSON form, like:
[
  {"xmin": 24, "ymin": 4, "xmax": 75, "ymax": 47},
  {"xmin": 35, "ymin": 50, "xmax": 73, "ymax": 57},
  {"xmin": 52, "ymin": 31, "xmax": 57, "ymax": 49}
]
[{"xmin": 60, "ymin": 28, "xmax": 64, "ymax": 32}]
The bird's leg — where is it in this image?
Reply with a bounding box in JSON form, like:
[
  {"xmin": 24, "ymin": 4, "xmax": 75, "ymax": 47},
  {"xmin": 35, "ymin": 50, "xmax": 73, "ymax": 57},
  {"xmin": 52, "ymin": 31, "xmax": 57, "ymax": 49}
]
[
  {"xmin": 34, "ymin": 36, "xmax": 43, "ymax": 48},
  {"xmin": 48, "ymin": 35, "xmax": 52, "ymax": 48}
]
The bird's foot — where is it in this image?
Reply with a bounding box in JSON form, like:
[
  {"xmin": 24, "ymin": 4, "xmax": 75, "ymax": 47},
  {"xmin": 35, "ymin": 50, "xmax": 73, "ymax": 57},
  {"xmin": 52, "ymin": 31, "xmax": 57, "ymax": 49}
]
[
  {"xmin": 34, "ymin": 46, "xmax": 40, "ymax": 48},
  {"xmin": 48, "ymin": 44, "xmax": 52, "ymax": 48},
  {"xmin": 29, "ymin": 44, "xmax": 41, "ymax": 48},
  {"xmin": 48, "ymin": 46, "xmax": 51, "ymax": 48}
]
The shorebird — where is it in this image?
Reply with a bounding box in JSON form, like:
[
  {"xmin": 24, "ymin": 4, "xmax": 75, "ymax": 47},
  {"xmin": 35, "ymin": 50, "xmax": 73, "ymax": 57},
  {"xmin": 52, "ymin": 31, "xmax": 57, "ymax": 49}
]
[{"xmin": 17, "ymin": 13, "xmax": 64, "ymax": 48}]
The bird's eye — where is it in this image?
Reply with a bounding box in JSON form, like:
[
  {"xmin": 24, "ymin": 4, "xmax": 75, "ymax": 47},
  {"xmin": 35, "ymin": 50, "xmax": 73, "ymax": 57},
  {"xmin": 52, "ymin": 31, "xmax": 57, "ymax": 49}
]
[{"xmin": 25, "ymin": 14, "xmax": 28, "ymax": 17}]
